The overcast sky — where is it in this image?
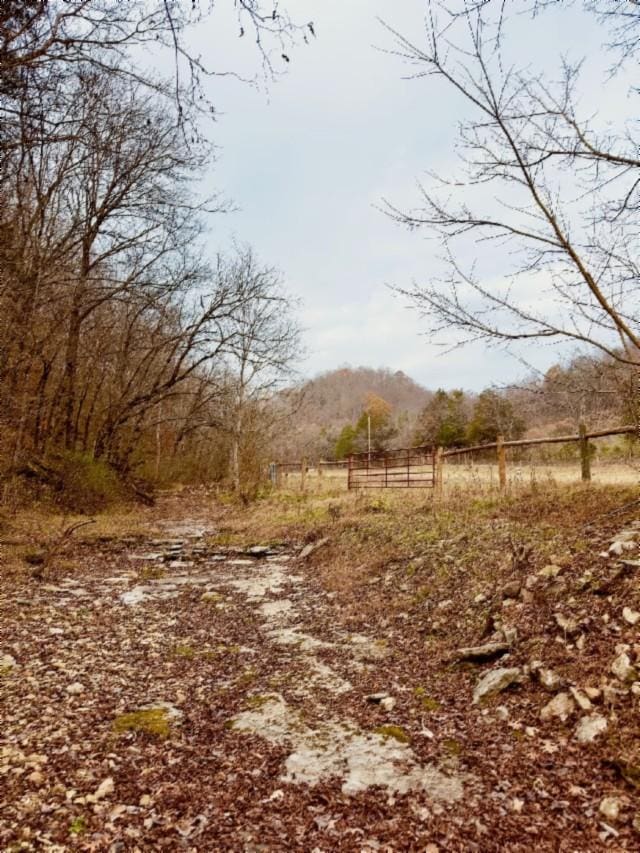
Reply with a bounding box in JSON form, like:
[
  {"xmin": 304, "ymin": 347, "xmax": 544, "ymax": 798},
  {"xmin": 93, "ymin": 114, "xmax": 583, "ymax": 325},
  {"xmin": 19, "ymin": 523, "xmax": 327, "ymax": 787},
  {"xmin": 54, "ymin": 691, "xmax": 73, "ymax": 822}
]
[{"xmin": 175, "ymin": 1, "xmax": 623, "ymax": 391}]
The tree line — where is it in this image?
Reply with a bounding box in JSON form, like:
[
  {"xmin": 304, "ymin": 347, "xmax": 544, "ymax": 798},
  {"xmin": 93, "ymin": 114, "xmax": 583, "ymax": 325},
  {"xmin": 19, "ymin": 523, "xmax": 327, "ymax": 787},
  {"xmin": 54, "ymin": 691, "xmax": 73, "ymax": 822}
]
[
  {"xmin": 299, "ymin": 350, "xmax": 634, "ymax": 461},
  {"xmin": 0, "ymin": 1, "xmax": 303, "ymax": 507}
]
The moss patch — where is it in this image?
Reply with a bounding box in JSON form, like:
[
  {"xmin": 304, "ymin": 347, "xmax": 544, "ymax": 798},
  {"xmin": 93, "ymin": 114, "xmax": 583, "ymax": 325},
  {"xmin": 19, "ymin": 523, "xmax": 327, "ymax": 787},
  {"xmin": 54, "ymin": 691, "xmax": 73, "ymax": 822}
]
[
  {"xmin": 173, "ymin": 644, "xmax": 196, "ymax": 659},
  {"xmin": 414, "ymin": 687, "xmax": 441, "ymax": 711},
  {"xmin": 69, "ymin": 816, "xmax": 87, "ymax": 835},
  {"xmin": 113, "ymin": 708, "xmax": 170, "ymax": 738},
  {"xmin": 374, "ymin": 725, "xmax": 410, "ymax": 744}
]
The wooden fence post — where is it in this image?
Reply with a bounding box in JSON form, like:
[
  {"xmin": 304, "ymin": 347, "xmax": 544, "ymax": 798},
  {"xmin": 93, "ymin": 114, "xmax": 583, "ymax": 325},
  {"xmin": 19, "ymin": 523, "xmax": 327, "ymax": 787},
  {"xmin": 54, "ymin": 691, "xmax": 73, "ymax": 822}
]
[
  {"xmin": 435, "ymin": 447, "xmax": 444, "ymax": 498},
  {"xmin": 579, "ymin": 422, "xmax": 591, "ymax": 482},
  {"xmin": 497, "ymin": 434, "xmax": 507, "ymax": 491},
  {"xmin": 300, "ymin": 457, "xmax": 307, "ymax": 492}
]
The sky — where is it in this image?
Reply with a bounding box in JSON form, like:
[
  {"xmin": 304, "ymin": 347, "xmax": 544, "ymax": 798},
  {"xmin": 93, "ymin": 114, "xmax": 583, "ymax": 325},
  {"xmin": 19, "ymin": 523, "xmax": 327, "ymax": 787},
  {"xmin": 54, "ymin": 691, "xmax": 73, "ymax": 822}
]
[{"xmin": 169, "ymin": 0, "xmax": 628, "ymax": 391}]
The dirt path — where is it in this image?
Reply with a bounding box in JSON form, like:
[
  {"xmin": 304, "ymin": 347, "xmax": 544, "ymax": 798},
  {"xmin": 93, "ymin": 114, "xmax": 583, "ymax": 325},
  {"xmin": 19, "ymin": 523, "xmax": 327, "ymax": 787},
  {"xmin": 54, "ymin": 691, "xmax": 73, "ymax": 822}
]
[
  {"xmin": 0, "ymin": 512, "xmax": 477, "ymax": 851},
  {"xmin": 2, "ymin": 497, "xmax": 639, "ymax": 850}
]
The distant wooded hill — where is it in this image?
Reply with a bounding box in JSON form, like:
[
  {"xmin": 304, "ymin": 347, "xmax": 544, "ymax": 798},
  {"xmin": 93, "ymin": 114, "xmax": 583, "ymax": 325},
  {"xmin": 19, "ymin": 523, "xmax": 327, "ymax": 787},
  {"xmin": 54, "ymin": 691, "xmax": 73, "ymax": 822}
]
[
  {"xmin": 273, "ymin": 355, "xmax": 631, "ymax": 463},
  {"xmin": 275, "ymin": 367, "xmax": 432, "ymax": 460}
]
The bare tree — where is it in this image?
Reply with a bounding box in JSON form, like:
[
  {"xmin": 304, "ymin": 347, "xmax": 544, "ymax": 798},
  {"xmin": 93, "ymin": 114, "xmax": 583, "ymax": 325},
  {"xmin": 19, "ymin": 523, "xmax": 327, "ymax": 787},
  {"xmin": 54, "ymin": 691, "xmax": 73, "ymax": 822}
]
[
  {"xmin": 384, "ymin": 3, "xmax": 640, "ymax": 372},
  {"xmin": 219, "ymin": 247, "xmax": 303, "ymax": 493}
]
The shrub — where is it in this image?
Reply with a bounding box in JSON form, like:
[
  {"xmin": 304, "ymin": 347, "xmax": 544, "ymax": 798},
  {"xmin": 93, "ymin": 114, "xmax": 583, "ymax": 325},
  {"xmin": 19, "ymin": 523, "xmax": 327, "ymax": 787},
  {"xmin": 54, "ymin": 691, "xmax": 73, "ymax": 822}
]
[{"xmin": 57, "ymin": 452, "xmax": 124, "ymax": 512}]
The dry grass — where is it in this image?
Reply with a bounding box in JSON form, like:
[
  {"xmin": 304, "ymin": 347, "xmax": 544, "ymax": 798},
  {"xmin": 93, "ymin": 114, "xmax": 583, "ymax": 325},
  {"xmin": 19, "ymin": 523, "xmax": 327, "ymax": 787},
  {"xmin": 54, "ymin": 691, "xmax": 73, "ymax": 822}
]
[
  {"xmin": 213, "ymin": 474, "xmax": 640, "ymax": 605},
  {"xmin": 0, "ymin": 502, "xmax": 154, "ymax": 577}
]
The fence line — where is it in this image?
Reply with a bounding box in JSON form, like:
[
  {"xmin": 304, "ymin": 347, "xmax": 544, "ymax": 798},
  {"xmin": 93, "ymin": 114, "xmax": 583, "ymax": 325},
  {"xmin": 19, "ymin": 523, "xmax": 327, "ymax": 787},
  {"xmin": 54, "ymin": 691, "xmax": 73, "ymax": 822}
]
[
  {"xmin": 269, "ymin": 424, "xmax": 637, "ymax": 491},
  {"xmin": 441, "ymin": 424, "xmax": 635, "ymax": 458},
  {"xmin": 441, "ymin": 423, "xmax": 636, "ymax": 488}
]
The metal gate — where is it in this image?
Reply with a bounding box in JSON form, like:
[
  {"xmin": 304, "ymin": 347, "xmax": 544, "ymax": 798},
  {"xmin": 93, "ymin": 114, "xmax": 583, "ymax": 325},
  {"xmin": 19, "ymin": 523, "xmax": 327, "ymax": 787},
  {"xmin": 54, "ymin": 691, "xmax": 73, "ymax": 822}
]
[{"xmin": 347, "ymin": 446, "xmax": 436, "ymax": 489}]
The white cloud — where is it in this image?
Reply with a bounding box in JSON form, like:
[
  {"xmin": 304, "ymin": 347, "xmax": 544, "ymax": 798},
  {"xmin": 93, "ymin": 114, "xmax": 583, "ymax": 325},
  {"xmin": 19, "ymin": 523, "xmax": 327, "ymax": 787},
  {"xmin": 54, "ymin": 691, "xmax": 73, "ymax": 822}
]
[{"xmin": 184, "ymin": 1, "xmax": 631, "ymax": 390}]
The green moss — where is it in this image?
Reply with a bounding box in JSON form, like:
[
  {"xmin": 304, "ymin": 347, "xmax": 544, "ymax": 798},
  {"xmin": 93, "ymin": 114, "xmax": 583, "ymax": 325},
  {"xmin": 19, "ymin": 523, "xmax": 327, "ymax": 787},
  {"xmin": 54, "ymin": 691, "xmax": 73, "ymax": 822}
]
[
  {"xmin": 412, "ymin": 585, "xmax": 431, "ymax": 605},
  {"xmin": 239, "ymin": 667, "xmax": 257, "ymax": 685},
  {"xmin": 173, "ymin": 644, "xmax": 196, "ymax": 659},
  {"xmin": 138, "ymin": 565, "xmax": 165, "ymax": 581},
  {"xmin": 113, "ymin": 708, "xmax": 170, "ymax": 738},
  {"xmin": 201, "ymin": 592, "xmax": 223, "ymax": 603},
  {"xmin": 374, "ymin": 725, "xmax": 410, "ymax": 744},
  {"xmin": 413, "ymin": 688, "xmax": 441, "ymax": 710},
  {"xmin": 69, "ymin": 816, "xmax": 86, "ymax": 835},
  {"xmin": 441, "ymin": 738, "xmax": 462, "ymax": 756}
]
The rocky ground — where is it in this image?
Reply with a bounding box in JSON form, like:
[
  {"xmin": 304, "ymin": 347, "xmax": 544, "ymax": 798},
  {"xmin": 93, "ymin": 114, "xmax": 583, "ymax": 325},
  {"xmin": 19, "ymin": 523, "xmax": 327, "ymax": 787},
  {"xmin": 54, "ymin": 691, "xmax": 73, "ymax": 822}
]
[{"xmin": 2, "ymin": 488, "xmax": 640, "ymax": 851}]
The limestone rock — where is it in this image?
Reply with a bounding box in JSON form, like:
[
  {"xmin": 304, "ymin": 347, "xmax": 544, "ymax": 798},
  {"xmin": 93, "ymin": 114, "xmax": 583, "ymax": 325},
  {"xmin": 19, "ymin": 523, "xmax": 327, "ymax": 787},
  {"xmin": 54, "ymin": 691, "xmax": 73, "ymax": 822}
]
[
  {"xmin": 575, "ymin": 714, "xmax": 608, "ymax": 743},
  {"xmin": 611, "ymin": 651, "xmax": 637, "ymax": 683},
  {"xmin": 540, "ymin": 692, "xmax": 575, "ymax": 722},
  {"xmin": 610, "ymin": 540, "xmax": 635, "ymax": 556},
  {"xmin": 299, "ymin": 538, "xmax": 329, "ymax": 560},
  {"xmin": 455, "ymin": 642, "xmax": 510, "ymax": 663},
  {"xmin": 366, "ymin": 693, "xmax": 390, "ymax": 704},
  {"xmin": 66, "ymin": 682, "xmax": 85, "ymax": 695},
  {"xmin": 569, "ymin": 687, "xmax": 593, "ymax": 711},
  {"xmin": 0, "ymin": 653, "xmax": 17, "ymax": 672},
  {"xmin": 622, "ymin": 607, "xmax": 640, "ymax": 626},
  {"xmin": 599, "ymin": 796, "xmax": 621, "ymax": 822},
  {"xmin": 247, "ymin": 546, "xmax": 272, "ymax": 558},
  {"xmin": 502, "ymin": 626, "xmax": 518, "ymax": 646},
  {"xmin": 501, "ymin": 580, "xmax": 521, "ymax": 599},
  {"xmin": 554, "ymin": 612, "xmax": 579, "ymax": 635},
  {"xmin": 538, "ymin": 668, "xmax": 564, "ymax": 692},
  {"xmin": 93, "ymin": 777, "xmax": 115, "ymax": 801},
  {"xmin": 539, "ymin": 564, "xmax": 562, "ymax": 579},
  {"xmin": 584, "ymin": 686, "xmax": 601, "ymax": 701},
  {"xmin": 473, "ymin": 667, "xmax": 524, "ymax": 704}
]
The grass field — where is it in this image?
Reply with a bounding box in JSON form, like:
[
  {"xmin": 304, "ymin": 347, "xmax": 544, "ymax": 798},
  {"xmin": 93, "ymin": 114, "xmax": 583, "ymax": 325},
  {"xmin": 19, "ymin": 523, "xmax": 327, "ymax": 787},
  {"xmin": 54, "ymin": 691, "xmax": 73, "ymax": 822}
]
[{"xmin": 279, "ymin": 459, "xmax": 640, "ymax": 496}]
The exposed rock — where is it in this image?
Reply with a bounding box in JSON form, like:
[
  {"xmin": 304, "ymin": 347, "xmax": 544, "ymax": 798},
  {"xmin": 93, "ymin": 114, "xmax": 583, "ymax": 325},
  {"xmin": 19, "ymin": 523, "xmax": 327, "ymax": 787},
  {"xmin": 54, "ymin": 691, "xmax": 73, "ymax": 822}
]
[
  {"xmin": 502, "ymin": 626, "xmax": 518, "ymax": 646},
  {"xmin": 569, "ymin": 687, "xmax": 593, "ymax": 712},
  {"xmin": 539, "ymin": 564, "xmax": 562, "ymax": 579},
  {"xmin": 247, "ymin": 546, "xmax": 272, "ymax": 557},
  {"xmin": 610, "ymin": 540, "xmax": 636, "ymax": 556},
  {"xmin": 66, "ymin": 681, "xmax": 85, "ymax": 695},
  {"xmin": 0, "ymin": 653, "xmax": 17, "ymax": 672},
  {"xmin": 554, "ymin": 612, "xmax": 580, "ymax": 635},
  {"xmin": 599, "ymin": 796, "xmax": 621, "ymax": 822},
  {"xmin": 299, "ymin": 538, "xmax": 329, "ymax": 560},
  {"xmin": 366, "ymin": 693, "xmax": 390, "ymax": 705},
  {"xmin": 472, "ymin": 667, "xmax": 524, "ymax": 704},
  {"xmin": 623, "ymin": 607, "xmax": 640, "ymax": 626},
  {"xmin": 381, "ymin": 696, "xmax": 396, "ymax": 712},
  {"xmin": 501, "ymin": 580, "xmax": 521, "ymax": 599},
  {"xmin": 575, "ymin": 714, "xmax": 608, "ymax": 743},
  {"xmin": 584, "ymin": 686, "xmax": 602, "ymax": 701},
  {"xmin": 611, "ymin": 651, "xmax": 637, "ymax": 683},
  {"xmin": 455, "ymin": 642, "xmax": 510, "ymax": 663},
  {"xmin": 540, "ymin": 692, "xmax": 575, "ymax": 722},
  {"xmin": 538, "ymin": 668, "xmax": 564, "ymax": 693},
  {"xmin": 93, "ymin": 777, "xmax": 115, "ymax": 801},
  {"xmin": 120, "ymin": 586, "xmax": 147, "ymax": 606}
]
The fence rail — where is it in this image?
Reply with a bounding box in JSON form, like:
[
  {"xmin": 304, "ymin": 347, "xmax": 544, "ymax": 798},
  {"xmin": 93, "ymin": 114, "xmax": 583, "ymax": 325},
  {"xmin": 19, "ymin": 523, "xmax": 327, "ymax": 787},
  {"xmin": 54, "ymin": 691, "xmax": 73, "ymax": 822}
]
[
  {"xmin": 269, "ymin": 423, "xmax": 637, "ymax": 492},
  {"xmin": 442, "ymin": 425, "xmax": 636, "ymax": 457},
  {"xmin": 442, "ymin": 423, "xmax": 636, "ymax": 489}
]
